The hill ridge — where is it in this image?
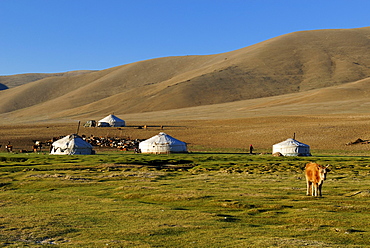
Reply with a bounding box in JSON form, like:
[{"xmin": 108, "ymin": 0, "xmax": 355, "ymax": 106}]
[{"xmin": 1, "ymin": 27, "xmax": 370, "ymax": 123}]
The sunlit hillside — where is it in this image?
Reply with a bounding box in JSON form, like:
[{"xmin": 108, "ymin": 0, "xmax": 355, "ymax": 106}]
[{"xmin": 1, "ymin": 27, "xmax": 370, "ymax": 123}]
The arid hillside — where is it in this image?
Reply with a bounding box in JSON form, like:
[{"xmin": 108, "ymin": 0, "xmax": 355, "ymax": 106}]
[
  {"xmin": 0, "ymin": 70, "xmax": 94, "ymax": 89},
  {"xmin": 1, "ymin": 27, "xmax": 370, "ymax": 123}
]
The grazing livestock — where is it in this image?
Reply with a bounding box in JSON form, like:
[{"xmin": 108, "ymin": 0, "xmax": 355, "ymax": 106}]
[
  {"xmin": 32, "ymin": 140, "xmax": 43, "ymax": 153},
  {"xmin": 5, "ymin": 141, "xmax": 13, "ymax": 152},
  {"xmin": 305, "ymin": 162, "xmax": 330, "ymax": 197}
]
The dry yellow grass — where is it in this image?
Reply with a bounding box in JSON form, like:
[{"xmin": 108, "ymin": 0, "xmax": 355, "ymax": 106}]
[
  {"xmin": 0, "ymin": 70, "xmax": 93, "ymax": 89},
  {"xmin": 1, "ymin": 114, "xmax": 370, "ymax": 154}
]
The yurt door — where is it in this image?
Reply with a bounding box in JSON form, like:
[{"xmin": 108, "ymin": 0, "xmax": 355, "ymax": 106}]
[{"xmin": 154, "ymin": 143, "xmax": 170, "ymax": 154}]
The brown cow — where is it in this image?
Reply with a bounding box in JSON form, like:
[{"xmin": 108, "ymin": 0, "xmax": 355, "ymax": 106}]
[{"xmin": 305, "ymin": 162, "xmax": 330, "ymax": 197}]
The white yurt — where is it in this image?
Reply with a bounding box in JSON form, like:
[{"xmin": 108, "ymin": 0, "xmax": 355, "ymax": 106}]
[
  {"xmin": 97, "ymin": 114, "xmax": 125, "ymax": 127},
  {"xmin": 272, "ymin": 138, "xmax": 311, "ymax": 156},
  {"xmin": 50, "ymin": 134, "xmax": 94, "ymax": 155},
  {"xmin": 139, "ymin": 132, "xmax": 187, "ymax": 154}
]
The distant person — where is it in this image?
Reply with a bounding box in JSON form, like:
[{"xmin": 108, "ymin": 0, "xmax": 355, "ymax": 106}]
[{"xmin": 249, "ymin": 144, "xmax": 254, "ymax": 154}]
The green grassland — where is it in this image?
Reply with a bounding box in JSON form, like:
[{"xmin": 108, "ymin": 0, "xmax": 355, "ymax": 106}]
[{"xmin": 1, "ymin": 152, "xmax": 370, "ymax": 247}]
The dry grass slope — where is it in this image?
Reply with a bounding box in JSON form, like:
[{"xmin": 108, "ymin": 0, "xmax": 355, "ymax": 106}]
[
  {"xmin": 1, "ymin": 27, "xmax": 370, "ymax": 123},
  {"xmin": 0, "ymin": 70, "xmax": 94, "ymax": 89}
]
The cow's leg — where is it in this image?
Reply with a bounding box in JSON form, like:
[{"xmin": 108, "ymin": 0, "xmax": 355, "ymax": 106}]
[
  {"xmin": 306, "ymin": 181, "xmax": 311, "ymax": 195},
  {"xmin": 313, "ymin": 183, "xmax": 318, "ymax": 197},
  {"xmin": 318, "ymin": 182, "xmax": 323, "ymax": 197}
]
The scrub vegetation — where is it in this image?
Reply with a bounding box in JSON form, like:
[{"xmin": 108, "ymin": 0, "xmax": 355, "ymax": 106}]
[{"xmin": 1, "ymin": 152, "xmax": 370, "ymax": 247}]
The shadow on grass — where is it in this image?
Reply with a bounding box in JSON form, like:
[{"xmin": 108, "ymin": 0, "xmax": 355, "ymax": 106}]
[{"xmin": 216, "ymin": 214, "xmax": 240, "ymax": 222}]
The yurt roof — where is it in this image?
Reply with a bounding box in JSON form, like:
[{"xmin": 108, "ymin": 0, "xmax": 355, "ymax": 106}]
[
  {"xmin": 98, "ymin": 114, "xmax": 124, "ymax": 123},
  {"xmin": 141, "ymin": 132, "xmax": 186, "ymax": 145},
  {"xmin": 52, "ymin": 134, "xmax": 93, "ymax": 149},
  {"xmin": 273, "ymin": 138, "xmax": 309, "ymax": 148}
]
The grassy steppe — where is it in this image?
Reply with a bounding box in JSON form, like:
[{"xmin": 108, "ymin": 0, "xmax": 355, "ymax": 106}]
[{"xmin": 1, "ymin": 152, "xmax": 370, "ymax": 247}]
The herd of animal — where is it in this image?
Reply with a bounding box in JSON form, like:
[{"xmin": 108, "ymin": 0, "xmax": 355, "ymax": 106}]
[
  {"xmin": 80, "ymin": 135, "xmax": 142, "ymax": 150},
  {"xmin": 1, "ymin": 135, "xmax": 143, "ymax": 154}
]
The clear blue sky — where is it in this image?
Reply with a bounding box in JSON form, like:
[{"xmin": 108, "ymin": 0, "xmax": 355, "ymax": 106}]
[{"xmin": 1, "ymin": 0, "xmax": 369, "ymax": 75}]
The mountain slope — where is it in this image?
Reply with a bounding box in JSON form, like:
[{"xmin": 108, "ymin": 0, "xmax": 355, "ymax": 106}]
[
  {"xmin": 1, "ymin": 27, "xmax": 370, "ymax": 123},
  {"xmin": 0, "ymin": 70, "xmax": 95, "ymax": 89}
]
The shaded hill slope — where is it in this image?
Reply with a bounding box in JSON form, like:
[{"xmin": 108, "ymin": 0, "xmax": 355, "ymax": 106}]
[
  {"xmin": 1, "ymin": 27, "xmax": 370, "ymax": 123},
  {"xmin": 0, "ymin": 83, "xmax": 8, "ymax": 90}
]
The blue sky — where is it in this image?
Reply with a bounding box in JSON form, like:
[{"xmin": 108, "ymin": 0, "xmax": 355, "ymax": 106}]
[{"xmin": 1, "ymin": 0, "xmax": 369, "ymax": 75}]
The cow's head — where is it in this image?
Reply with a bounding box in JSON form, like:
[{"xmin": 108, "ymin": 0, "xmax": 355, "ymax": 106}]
[{"xmin": 319, "ymin": 164, "xmax": 330, "ymax": 180}]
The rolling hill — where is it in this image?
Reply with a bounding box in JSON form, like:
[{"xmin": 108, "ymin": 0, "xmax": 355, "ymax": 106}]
[
  {"xmin": 1, "ymin": 27, "xmax": 370, "ymax": 123},
  {"xmin": 0, "ymin": 70, "xmax": 95, "ymax": 89}
]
